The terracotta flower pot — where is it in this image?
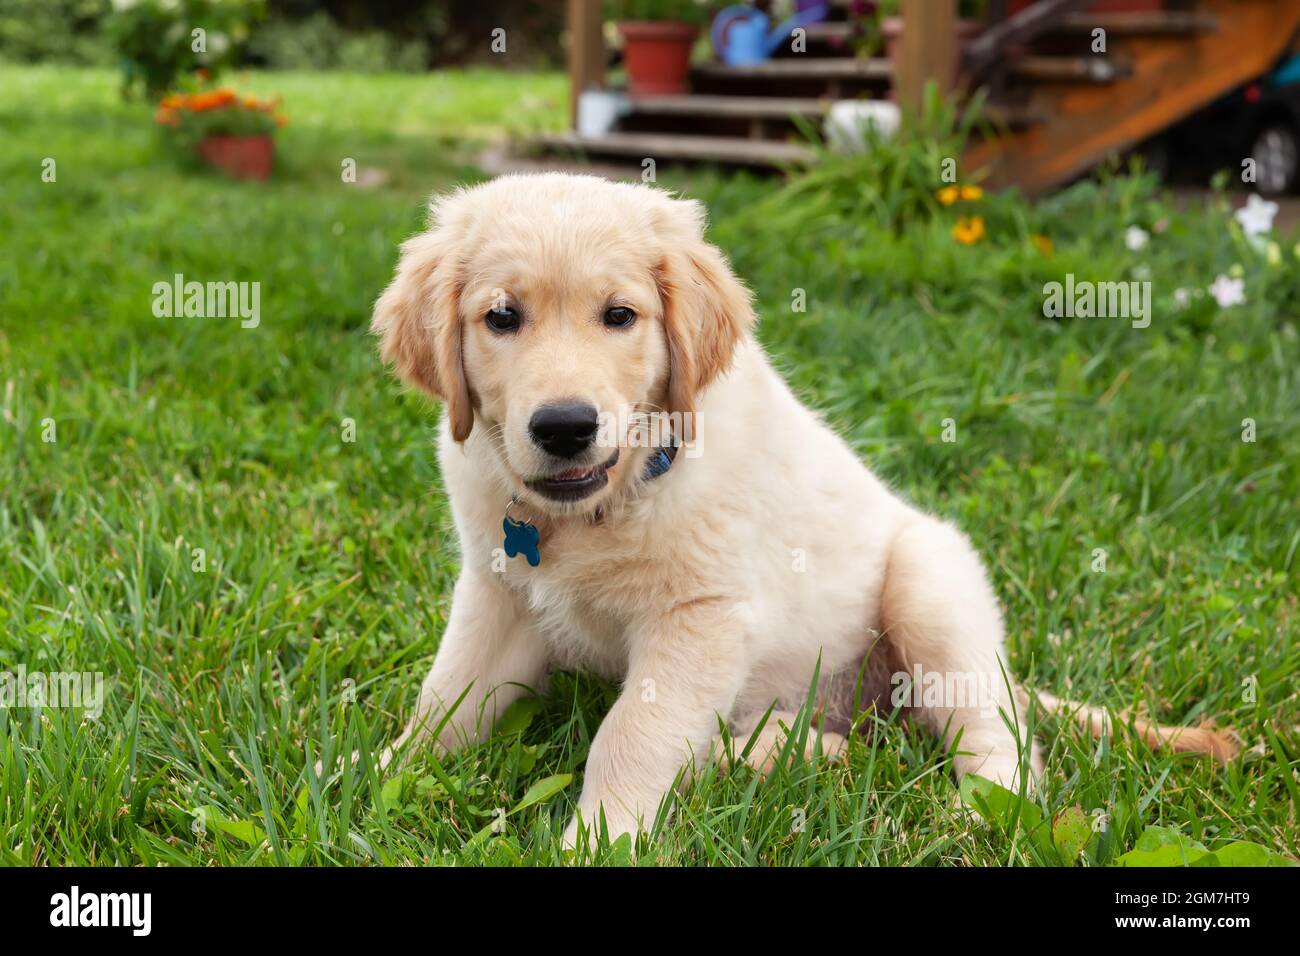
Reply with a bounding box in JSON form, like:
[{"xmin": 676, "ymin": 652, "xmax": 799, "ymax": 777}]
[
  {"xmin": 618, "ymin": 21, "xmax": 699, "ymax": 98},
  {"xmin": 198, "ymin": 134, "xmax": 274, "ymax": 181}
]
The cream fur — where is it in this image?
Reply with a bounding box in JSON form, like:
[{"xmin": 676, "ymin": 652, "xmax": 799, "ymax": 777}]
[{"xmin": 370, "ymin": 173, "xmax": 1234, "ymax": 847}]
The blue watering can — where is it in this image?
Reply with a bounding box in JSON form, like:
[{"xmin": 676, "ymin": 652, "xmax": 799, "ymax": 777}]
[{"xmin": 712, "ymin": 3, "xmax": 829, "ymax": 67}]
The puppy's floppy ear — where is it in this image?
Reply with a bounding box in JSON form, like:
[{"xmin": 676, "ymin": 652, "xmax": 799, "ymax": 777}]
[
  {"xmin": 655, "ymin": 199, "xmax": 756, "ymax": 441},
  {"xmin": 371, "ymin": 227, "xmax": 474, "ymax": 441}
]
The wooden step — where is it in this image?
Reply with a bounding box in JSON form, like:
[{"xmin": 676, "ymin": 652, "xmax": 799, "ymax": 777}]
[
  {"xmin": 1011, "ymin": 55, "xmax": 1131, "ymax": 82},
  {"xmin": 534, "ymin": 131, "xmax": 815, "ymax": 167},
  {"xmin": 1055, "ymin": 10, "xmax": 1218, "ymax": 35},
  {"xmin": 693, "ymin": 57, "xmax": 891, "ymax": 80},
  {"xmin": 803, "ymin": 21, "xmax": 854, "ymax": 43},
  {"xmin": 983, "ymin": 101, "xmax": 1047, "ymax": 130},
  {"xmin": 626, "ymin": 94, "xmax": 830, "ymax": 120}
]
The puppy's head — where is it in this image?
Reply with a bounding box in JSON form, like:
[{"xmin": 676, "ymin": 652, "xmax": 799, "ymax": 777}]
[{"xmin": 371, "ymin": 173, "xmax": 755, "ymax": 516}]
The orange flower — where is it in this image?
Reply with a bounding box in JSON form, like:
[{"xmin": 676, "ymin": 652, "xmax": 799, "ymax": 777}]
[
  {"xmin": 154, "ymin": 106, "xmax": 179, "ymax": 127},
  {"xmin": 188, "ymin": 88, "xmax": 238, "ymax": 112},
  {"xmin": 274, "ymin": 113, "xmax": 287, "ymax": 127},
  {"xmin": 936, "ymin": 184, "xmax": 983, "ymax": 206},
  {"xmin": 1031, "ymin": 234, "xmax": 1054, "ymax": 256},
  {"xmin": 952, "ymin": 216, "xmax": 985, "ymax": 245},
  {"xmin": 160, "ymin": 93, "xmax": 185, "ymax": 109},
  {"xmin": 243, "ymin": 97, "xmax": 261, "ymax": 110}
]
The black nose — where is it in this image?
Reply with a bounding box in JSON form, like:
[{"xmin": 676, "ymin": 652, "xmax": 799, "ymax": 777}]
[{"xmin": 529, "ymin": 401, "xmax": 599, "ymax": 459}]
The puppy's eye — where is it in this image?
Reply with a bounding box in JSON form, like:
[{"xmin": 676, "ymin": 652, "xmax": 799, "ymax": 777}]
[
  {"xmin": 485, "ymin": 307, "xmax": 520, "ymax": 333},
  {"xmin": 603, "ymin": 306, "xmax": 636, "ymax": 329}
]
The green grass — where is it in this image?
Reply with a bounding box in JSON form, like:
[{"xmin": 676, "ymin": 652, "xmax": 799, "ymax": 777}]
[{"xmin": 1, "ymin": 64, "xmax": 1296, "ymax": 866}]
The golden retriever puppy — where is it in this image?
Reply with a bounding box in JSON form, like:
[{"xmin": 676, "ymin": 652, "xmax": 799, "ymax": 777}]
[{"xmin": 371, "ymin": 173, "xmax": 1236, "ymax": 845}]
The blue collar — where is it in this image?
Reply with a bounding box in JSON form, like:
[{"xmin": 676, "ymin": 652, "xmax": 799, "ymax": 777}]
[
  {"xmin": 641, "ymin": 434, "xmax": 680, "ymax": 481},
  {"xmin": 642, "ymin": 446, "xmax": 675, "ymax": 481}
]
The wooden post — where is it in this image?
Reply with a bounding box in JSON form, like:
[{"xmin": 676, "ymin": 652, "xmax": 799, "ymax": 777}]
[
  {"xmin": 567, "ymin": 0, "xmax": 605, "ymax": 130},
  {"xmin": 896, "ymin": 0, "xmax": 957, "ymax": 113}
]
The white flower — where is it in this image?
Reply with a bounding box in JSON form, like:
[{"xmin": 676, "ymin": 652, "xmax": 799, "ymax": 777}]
[
  {"xmin": 1132, "ymin": 264, "xmax": 1151, "ymax": 280},
  {"xmin": 1209, "ymin": 274, "xmax": 1246, "ymax": 308},
  {"xmin": 1125, "ymin": 225, "xmax": 1149, "ymax": 252},
  {"xmin": 1173, "ymin": 287, "xmax": 1192, "ymax": 308},
  {"xmin": 1235, "ymin": 193, "xmax": 1278, "ymax": 237}
]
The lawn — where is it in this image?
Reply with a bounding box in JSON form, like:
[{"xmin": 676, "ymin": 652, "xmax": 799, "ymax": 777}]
[{"xmin": 0, "ymin": 64, "xmax": 1296, "ymax": 866}]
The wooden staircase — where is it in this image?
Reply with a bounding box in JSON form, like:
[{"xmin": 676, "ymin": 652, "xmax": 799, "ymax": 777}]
[
  {"xmin": 970, "ymin": 0, "xmax": 1300, "ymax": 192},
  {"xmin": 539, "ymin": 0, "xmax": 1300, "ymax": 193}
]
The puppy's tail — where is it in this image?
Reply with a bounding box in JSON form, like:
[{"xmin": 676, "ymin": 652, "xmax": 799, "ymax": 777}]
[{"xmin": 1023, "ymin": 687, "xmax": 1240, "ymax": 763}]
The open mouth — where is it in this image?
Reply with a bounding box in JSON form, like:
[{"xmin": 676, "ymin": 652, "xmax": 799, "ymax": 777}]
[{"xmin": 526, "ymin": 450, "xmax": 619, "ymax": 502}]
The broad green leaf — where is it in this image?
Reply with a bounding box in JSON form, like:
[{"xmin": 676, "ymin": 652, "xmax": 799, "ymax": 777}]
[
  {"xmin": 379, "ymin": 772, "xmax": 409, "ymax": 810},
  {"xmin": 511, "ymin": 773, "xmax": 573, "ymax": 814},
  {"xmin": 959, "ymin": 775, "xmax": 1054, "ymax": 860},
  {"xmin": 1203, "ymin": 842, "xmax": 1295, "ymax": 867},
  {"xmin": 414, "ymin": 775, "xmax": 448, "ymax": 799},
  {"xmin": 1052, "ymin": 805, "xmax": 1092, "ymax": 865},
  {"xmin": 605, "ymin": 833, "xmax": 634, "ymax": 866},
  {"xmin": 196, "ymin": 806, "xmax": 265, "ymax": 846},
  {"xmin": 1111, "ymin": 826, "xmax": 1295, "ymax": 867},
  {"xmin": 508, "ymin": 740, "xmax": 544, "ymax": 776},
  {"xmin": 496, "ymin": 697, "xmax": 545, "ymax": 736}
]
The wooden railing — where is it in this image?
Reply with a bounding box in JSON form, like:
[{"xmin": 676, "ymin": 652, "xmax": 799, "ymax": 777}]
[
  {"xmin": 963, "ymin": 0, "xmax": 1096, "ymax": 81},
  {"xmin": 894, "ymin": 0, "xmax": 957, "ymax": 110},
  {"xmin": 567, "ymin": 0, "xmax": 605, "ymax": 128}
]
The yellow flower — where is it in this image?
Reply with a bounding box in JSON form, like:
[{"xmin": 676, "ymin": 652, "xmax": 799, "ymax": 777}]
[
  {"xmin": 952, "ymin": 216, "xmax": 985, "ymax": 245},
  {"xmin": 959, "ymin": 185, "xmax": 984, "ymax": 201},
  {"xmin": 935, "ymin": 185, "xmax": 960, "ymax": 206},
  {"xmin": 1031, "ymin": 234, "xmax": 1053, "ymax": 256}
]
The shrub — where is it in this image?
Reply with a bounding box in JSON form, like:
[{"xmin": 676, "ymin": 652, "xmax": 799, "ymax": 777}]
[
  {"xmin": 105, "ymin": 0, "xmax": 267, "ymax": 99},
  {"xmin": 0, "ymin": 0, "xmax": 112, "ymax": 65},
  {"xmin": 248, "ymin": 12, "xmax": 429, "ymax": 73}
]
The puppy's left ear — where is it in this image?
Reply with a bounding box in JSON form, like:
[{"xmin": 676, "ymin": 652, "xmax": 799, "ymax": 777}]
[{"xmin": 655, "ymin": 200, "xmax": 756, "ymax": 438}]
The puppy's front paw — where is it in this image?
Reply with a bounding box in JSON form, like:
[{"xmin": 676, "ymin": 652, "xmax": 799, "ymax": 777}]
[
  {"xmin": 562, "ymin": 807, "xmax": 640, "ymax": 853},
  {"xmin": 957, "ymin": 753, "xmax": 1037, "ymax": 795}
]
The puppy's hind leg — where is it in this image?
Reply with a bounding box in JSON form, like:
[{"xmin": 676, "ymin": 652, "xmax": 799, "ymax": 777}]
[{"xmin": 880, "ymin": 518, "xmax": 1042, "ymax": 790}]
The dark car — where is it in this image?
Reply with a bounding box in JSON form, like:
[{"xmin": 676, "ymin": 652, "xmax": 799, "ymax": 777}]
[{"xmin": 1152, "ymin": 51, "xmax": 1300, "ymax": 195}]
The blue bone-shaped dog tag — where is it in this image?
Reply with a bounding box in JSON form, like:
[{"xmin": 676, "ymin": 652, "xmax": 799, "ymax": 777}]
[{"xmin": 503, "ymin": 516, "xmax": 541, "ymax": 567}]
